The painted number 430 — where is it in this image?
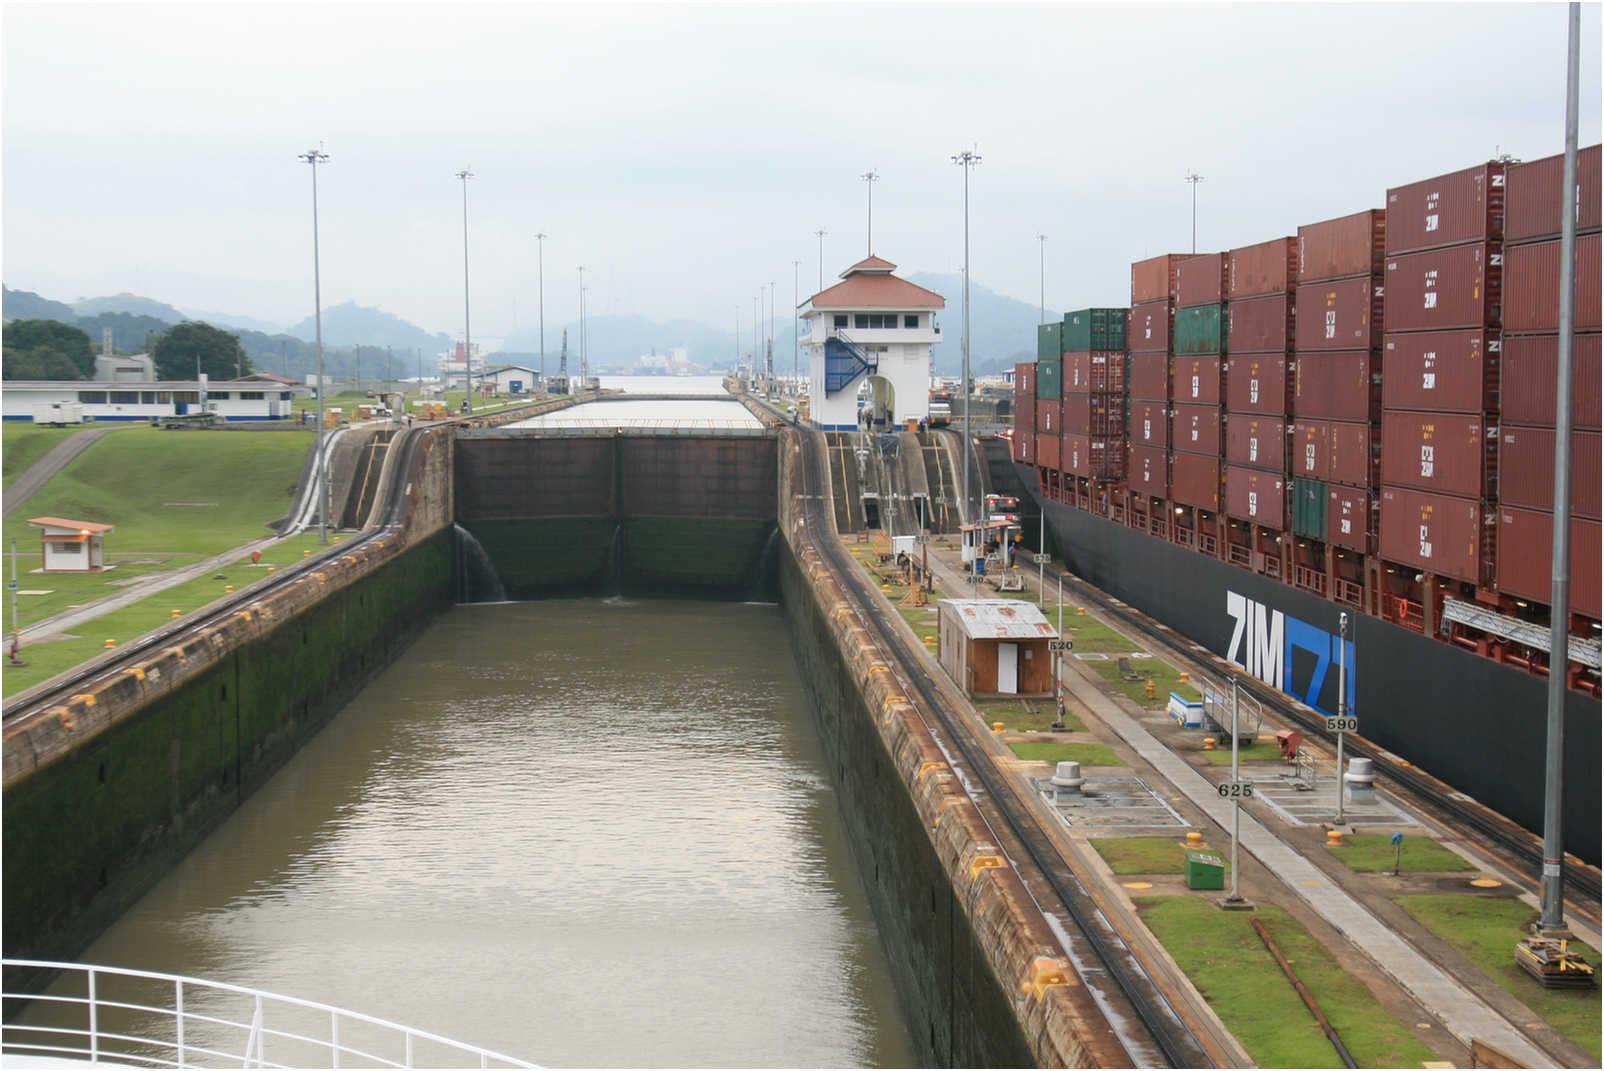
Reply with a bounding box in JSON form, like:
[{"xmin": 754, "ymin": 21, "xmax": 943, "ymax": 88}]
[{"xmin": 1217, "ymin": 781, "xmax": 1255, "ymax": 800}]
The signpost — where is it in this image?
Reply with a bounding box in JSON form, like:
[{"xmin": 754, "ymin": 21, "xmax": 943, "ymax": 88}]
[
  {"xmin": 8, "ymin": 541, "xmax": 23, "ymax": 667},
  {"xmin": 1224, "ymin": 676, "xmax": 1247, "ymax": 906}
]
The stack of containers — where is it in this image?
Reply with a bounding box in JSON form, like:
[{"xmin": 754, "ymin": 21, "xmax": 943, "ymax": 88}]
[
  {"xmin": 1013, "ymin": 361, "xmax": 1036, "ymax": 467},
  {"xmin": 1035, "ymin": 322, "xmax": 1064, "ymax": 474},
  {"xmin": 1494, "ymin": 144, "xmax": 1603, "ymax": 620},
  {"xmin": 1294, "ymin": 209, "xmax": 1386, "ymax": 560},
  {"xmin": 1224, "ymin": 238, "xmax": 1297, "ymax": 539},
  {"xmin": 1062, "ymin": 308, "xmax": 1128, "ymax": 490},
  {"xmin": 1171, "ymin": 254, "xmax": 1229, "ymax": 517},
  {"xmin": 1128, "ymin": 254, "xmax": 1193, "ymax": 507},
  {"xmin": 1377, "ymin": 162, "xmax": 1505, "ymax": 590}
]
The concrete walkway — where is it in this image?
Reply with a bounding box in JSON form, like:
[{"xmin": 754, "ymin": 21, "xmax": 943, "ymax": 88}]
[{"xmin": 3, "ymin": 427, "xmax": 119, "ymax": 518}]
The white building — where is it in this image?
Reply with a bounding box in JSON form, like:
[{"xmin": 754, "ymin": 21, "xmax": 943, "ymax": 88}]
[
  {"xmin": 798, "ymin": 255, "xmax": 945, "ymax": 430},
  {"xmin": 2, "ymin": 380, "xmax": 308, "ymax": 422},
  {"xmin": 92, "ymin": 353, "xmax": 156, "ymax": 382},
  {"xmin": 469, "ymin": 365, "xmax": 541, "ymax": 395},
  {"xmin": 28, "ymin": 517, "xmax": 114, "ymax": 573}
]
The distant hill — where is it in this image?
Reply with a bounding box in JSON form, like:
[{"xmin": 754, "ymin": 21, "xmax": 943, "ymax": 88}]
[
  {"xmin": 70, "ymin": 292, "xmax": 185, "ymax": 322},
  {"xmin": 502, "ymin": 314, "xmax": 738, "ymax": 370},
  {"xmin": 182, "ymin": 307, "xmax": 284, "ymax": 334},
  {"xmin": 284, "ymin": 301, "xmax": 453, "ymax": 354},
  {"xmin": 905, "ymin": 273, "xmax": 1040, "ymax": 375},
  {"xmin": 3, "ymin": 286, "xmax": 78, "ymax": 323}
]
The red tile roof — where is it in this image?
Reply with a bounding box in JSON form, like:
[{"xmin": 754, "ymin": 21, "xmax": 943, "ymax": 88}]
[
  {"xmin": 843, "ymin": 255, "xmax": 898, "ymax": 275},
  {"xmin": 29, "ymin": 517, "xmax": 114, "ymax": 533},
  {"xmin": 809, "ymin": 257, "xmax": 946, "ymax": 310}
]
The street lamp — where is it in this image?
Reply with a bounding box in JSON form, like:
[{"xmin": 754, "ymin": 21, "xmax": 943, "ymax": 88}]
[
  {"xmin": 1185, "ymin": 172, "xmax": 1204, "ymax": 254},
  {"xmin": 860, "ymin": 172, "xmax": 879, "ymax": 255},
  {"xmin": 535, "ymin": 233, "xmax": 547, "ymax": 385},
  {"xmin": 815, "ymin": 228, "xmax": 826, "ymax": 293},
  {"xmin": 456, "ymin": 168, "xmax": 475, "ymax": 414},
  {"xmin": 298, "ymin": 146, "xmax": 330, "ymax": 544},
  {"xmin": 792, "ymin": 259, "xmax": 801, "ymax": 394},
  {"xmin": 1036, "ymin": 233, "xmax": 1047, "ymax": 326},
  {"xmin": 952, "ymin": 146, "xmax": 981, "ymax": 524}
]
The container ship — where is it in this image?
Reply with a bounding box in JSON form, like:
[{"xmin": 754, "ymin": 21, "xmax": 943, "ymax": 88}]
[{"xmin": 1010, "ymin": 147, "xmax": 1602, "ymax": 860}]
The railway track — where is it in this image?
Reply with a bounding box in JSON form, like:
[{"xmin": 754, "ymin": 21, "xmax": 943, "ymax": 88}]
[{"xmin": 792, "ymin": 426, "xmax": 1215, "ymax": 1069}]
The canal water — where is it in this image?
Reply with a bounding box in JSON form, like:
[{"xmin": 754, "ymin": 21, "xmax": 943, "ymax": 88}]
[{"xmin": 70, "ymin": 599, "xmax": 915, "ymax": 1067}]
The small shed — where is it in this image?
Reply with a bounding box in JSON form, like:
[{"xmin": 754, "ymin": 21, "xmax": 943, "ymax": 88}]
[
  {"xmin": 28, "ymin": 516, "xmax": 114, "ymax": 573},
  {"xmin": 937, "ymin": 598, "xmax": 1057, "ymax": 698}
]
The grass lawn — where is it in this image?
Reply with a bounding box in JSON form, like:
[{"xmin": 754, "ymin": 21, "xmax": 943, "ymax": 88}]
[
  {"xmin": 0, "ymin": 428, "xmax": 313, "ymax": 630},
  {"xmin": 1327, "ymin": 836, "xmax": 1476, "ymax": 874},
  {"xmin": 3, "ymin": 532, "xmax": 326, "ymax": 698},
  {"xmin": 1093, "ymin": 836, "xmax": 1226, "ymax": 875},
  {"xmin": 975, "ymin": 697, "xmax": 1083, "ymax": 733},
  {"xmin": 1060, "ymin": 610, "xmax": 1145, "ymax": 653},
  {"xmin": 1137, "ymin": 897, "xmax": 1435, "ymax": 1068},
  {"xmin": 1089, "ymin": 653, "xmax": 1202, "ymax": 708},
  {"xmin": 1396, "ymin": 895, "xmax": 1601, "ymax": 1059},
  {"xmin": 3, "ymin": 423, "xmax": 95, "ymax": 490},
  {"xmin": 1009, "ymin": 740, "xmax": 1119, "ymax": 766},
  {"xmin": 1200, "ymin": 740, "xmax": 1285, "ymax": 765}
]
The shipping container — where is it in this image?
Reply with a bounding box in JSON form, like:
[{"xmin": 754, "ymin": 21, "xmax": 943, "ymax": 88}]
[
  {"xmin": 1226, "ymin": 466, "xmax": 1286, "ymax": 528},
  {"xmin": 1499, "ymin": 333, "xmax": 1602, "ymax": 428},
  {"xmin": 1299, "ymin": 209, "xmax": 1387, "ymax": 283},
  {"xmin": 1226, "ymin": 415, "xmax": 1288, "ymax": 472},
  {"xmin": 1063, "ymin": 393, "xmax": 1124, "ymax": 437},
  {"xmin": 1173, "ymin": 403, "xmax": 1222, "ymax": 455},
  {"xmin": 1497, "ymin": 426, "xmax": 1601, "ymax": 518},
  {"xmin": 1293, "ymin": 352, "xmax": 1379, "ymax": 421},
  {"xmin": 1379, "ymin": 412, "xmax": 1489, "ymax": 499},
  {"xmin": 1172, "ymin": 355, "xmax": 1224, "ymax": 404},
  {"xmin": 1291, "ymin": 420, "xmax": 1330, "ymax": 480},
  {"xmin": 1175, "ymin": 303, "xmax": 1226, "ymax": 355},
  {"xmin": 1228, "ymin": 293, "xmax": 1294, "ymax": 354},
  {"xmin": 1127, "ymin": 445, "xmax": 1170, "ymax": 496},
  {"xmin": 1065, "ymin": 350, "xmax": 1127, "ymax": 393},
  {"xmin": 1384, "ymin": 161, "xmax": 1504, "ymax": 255},
  {"xmin": 1291, "ymin": 477, "xmax": 1328, "ymax": 540},
  {"xmin": 1130, "ymin": 300, "xmax": 1171, "ymax": 355},
  {"xmin": 1013, "ymin": 429, "xmax": 1033, "ymax": 465},
  {"xmin": 1132, "ymin": 254, "xmax": 1196, "ymax": 305},
  {"xmin": 1064, "ymin": 308, "xmax": 1128, "ymax": 352},
  {"xmin": 1378, "ymin": 486, "xmax": 1483, "ymax": 583},
  {"xmin": 1226, "ymin": 354, "xmax": 1292, "ymax": 415},
  {"xmin": 1035, "ymin": 398, "xmax": 1059, "ymax": 435},
  {"xmin": 1176, "ymin": 253, "xmax": 1228, "ymax": 307},
  {"xmin": 1037, "ymin": 322, "xmax": 1064, "ymax": 361},
  {"xmin": 1295, "ymin": 276, "xmax": 1384, "ymax": 351},
  {"xmin": 1382, "ymin": 244, "xmax": 1500, "ymax": 333},
  {"xmin": 1171, "ymin": 452, "xmax": 1221, "ymax": 511},
  {"xmin": 1503, "ymin": 144, "xmax": 1603, "ymax": 243},
  {"xmin": 1229, "ymin": 237, "xmax": 1298, "ymax": 298},
  {"xmin": 1037, "ymin": 431, "xmax": 1061, "ymax": 471},
  {"xmin": 1129, "ymin": 353, "xmax": 1171, "ymax": 401},
  {"xmin": 1495, "ymin": 508, "xmax": 1602, "ymax": 619},
  {"xmin": 1015, "ymin": 361, "xmax": 1035, "ymax": 398},
  {"xmin": 1501, "ymin": 233, "xmax": 1602, "ymax": 333},
  {"xmin": 1291, "ymin": 419, "xmax": 1373, "ymax": 486},
  {"xmin": 1380, "ymin": 329, "xmax": 1497, "ymax": 414},
  {"xmin": 1327, "ymin": 486, "xmax": 1372, "ymax": 552},
  {"xmin": 1130, "ymin": 400, "xmax": 1170, "ymax": 448},
  {"xmin": 1037, "ymin": 355, "xmax": 1063, "ymax": 400}
]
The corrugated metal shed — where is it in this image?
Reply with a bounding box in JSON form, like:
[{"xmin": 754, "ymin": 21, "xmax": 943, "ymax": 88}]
[{"xmin": 941, "ymin": 599, "xmax": 1058, "ymax": 640}]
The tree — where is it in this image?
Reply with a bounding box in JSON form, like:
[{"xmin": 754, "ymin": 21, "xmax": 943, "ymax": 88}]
[
  {"xmin": 1, "ymin": 319, "xmax": 94, "ymax": 379},
  {"xmin": 152, "ymin": 321, "xmax": 252, "ymax": 381}
]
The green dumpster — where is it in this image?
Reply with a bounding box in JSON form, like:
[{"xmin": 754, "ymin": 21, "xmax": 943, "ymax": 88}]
[{"xmin": 1184, "ymin": 849, "xmax": 1226, "ymax": 891}]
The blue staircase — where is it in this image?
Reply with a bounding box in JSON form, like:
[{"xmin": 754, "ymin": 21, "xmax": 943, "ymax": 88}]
[{"xmin": 824, "ymin": 333, "xmax": 877, "ymax": 395}]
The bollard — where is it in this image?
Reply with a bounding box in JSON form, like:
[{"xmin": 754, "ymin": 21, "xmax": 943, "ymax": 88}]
[
  {"xmin": 1326, "ymin": 829, "xmax": 1344, "ymax": 847},
  {"xmin": 922, "ymin": 634, "xmax": 936, "ymax": 647},
  {"xmin": 1185, "ymin": 831, "xmax": 1205, "ymax": 847},
  {"xmin": 1145, "ymin": 678, "xmax": 1156, "ymax": 700},
  {"xmin": 1077, "ymin": 606, "xmax": 1087, "ymax": 616},
  {"xmin": 170, "ymin": 609, "xmax": 182, "ymax": 618},
  {"xmin": 103, "ymin": 639, "xmax": 116, "ymax": 649},
  {"xmin": 1202, "ymin": 737, "xmax": 1216, "ymax": 750},
  {"xmin": 991, "ymin": 721, "xmax": 1005, "ymax": 733},
  {"xmin": 224, "ymin": 584, "xmax": 234, "ymax": 593},
  {"xmin": 1178, "ymin": 671, "xmax": 1190, "ymax": 683},
  {"xmin": 303, "ymin": 549, "xmax": 312, "ymax": 558}
]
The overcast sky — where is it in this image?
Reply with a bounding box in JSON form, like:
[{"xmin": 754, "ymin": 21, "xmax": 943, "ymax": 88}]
[{"xmin": 4, "ymin": 2, "xmax": 1600, "ymax": 340}]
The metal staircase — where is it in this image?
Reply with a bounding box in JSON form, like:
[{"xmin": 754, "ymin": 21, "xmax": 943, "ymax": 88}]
[{"xmin": 823, "ymin": 332, "xmax": 876, "ymax": 395}]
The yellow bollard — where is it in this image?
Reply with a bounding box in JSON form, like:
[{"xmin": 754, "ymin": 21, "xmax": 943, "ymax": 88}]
[
  {"xmin": 266, "ymin": 565, "xmax": 276, "ymax": 572},
  {"xmin": 922, "ymin": 634, "xmax": 936, "ymax": 647},
  {"xmin": 224, "ymin": 584, "xmax": 234, "ymax": 593},
  {"xmin": 303, "ymin": 549, "xmax": 311, "ymax": 558},
  {"xmin": 991, "ymin": 721, "xmax": 1005, "ymax": 733},
  {"xmin": 1326, "ymin": 829, "xmax": 1344, "ymax": 847},
  {"xmin": 1145, "ymin": 678, "xmax": 1156, "ymax": 700},
  {"xmin": 1185, "ymin": 831, "xmax": 1205, "ymax": 847},
  {"xmin": 1178, "ymin": 671, "xmax": 1190, "ymax": 683},
  {"xmin": 1077, "ymin": 606, "xmax": 1087, "ymax": 616},
  {"xmin": 170, "ymin": 608, "xmax": 182, "ymax": 618},
  {"xmin": 1202, "ymin": 737, "xmax": 1216, "ymax": 751},
  {"xmin": 103, "ymin": 638, "xmax": 116, "ymax": 649}
]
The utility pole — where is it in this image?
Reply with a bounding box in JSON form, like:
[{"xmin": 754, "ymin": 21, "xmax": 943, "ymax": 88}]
[
  {"xmin": 768, "ymin": 280, "xmax": 775, "ymax": 390},
  {"xmin": 816, "ymin": 228, "xmax": 826, "ymax": 293},
  {"xmin": 861, "ymin": 171, "xmax": 880, "ymax": 255},
  {"xmin": 1037, "ymin": 234, "xmax": 1048, "ymax": 325},
  {"xmin": 536, "ymin": 233, "xmax": 547, "ymax": 385},
  {"xmin": 734, "ymin": 306, "xmax": 741, "ymax": 372},
  {"xmin": 456, "ymin": 168, "xmax": 475, "ymax": 414},
  {"xmin": 1336, "ymin": 611, "xmax": 1349, "ymax": 826},
  {"xmin": 1185, "ymin": 172, "xmax": 1204, "ymax": 254},
  {"xmin": 952, "ymin": 146, "xmax": 981, "ymax": 525},
  {"xmin": 792, "ymin": 259, "xmax": 801, "ymax": 395},
  {"xmin": 9, "ymin": 541, "xmax": 24, "ymax": 666},
  {"xmin": 298, "ymin": 146, "xmax": 330, "ymax": 544},
  {"xmin": 1227, "ymin": 676, "xmax": 1244, "ymax": 905},
  {"xmin": 578, "ymin": 266, "xmax": 588, "ymax": 393}
]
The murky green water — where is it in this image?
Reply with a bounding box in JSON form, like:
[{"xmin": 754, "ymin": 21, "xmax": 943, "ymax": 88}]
[{"xmin": 68, "ymin": 599, "xmax": 915, "ymax": 1067}]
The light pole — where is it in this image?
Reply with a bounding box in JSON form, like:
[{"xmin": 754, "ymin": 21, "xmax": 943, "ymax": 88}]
[
  {"xmin": 734, "ymin": 306, "xmax": 741, "ymax": 373},
  {"xmin": 1036, "ymin": 233, "xmax": 1047, "ymax": 325},
  {"xmin": 768, "ymin": 280, "xmax": 776, "ymax": 390},
  {"xmin": 861, "ymin": 171, "xmax": 879, "ymax": 255},
  {"xmin": 456, "ymin": 168, "xmax": 475, "ymax": 414},
  {"xmin": 792, "ymin": 259, "xmax": 801, "ymax": 394},
  {"xmin": 1336, "ymin": 611, "xmax": 1349, "ymax": 826},
  {"xmin": 816, "ymin": 228, "xmax": 826, "ymax": 293},
  {"xmin": 1185, "ymin": 172, "xmax": 1204, "ymax": 254},
  {"xmin": 577, "ymin": 266, "xmax": 587, "ymax": 393},
  {"xmin": 299, "ymin": 146, "xmax": 330, "ymax": 544},
  {"xmin": 952, "ymin": 146, "xmax": 981, "ymax": 524},
  {"xmin": 536, "ymin": 233, "xmax": 547, "ymax": 385},
  {"xmin": 1227, "ymin": 675, "xmax": 1244, "ymax": 905}
]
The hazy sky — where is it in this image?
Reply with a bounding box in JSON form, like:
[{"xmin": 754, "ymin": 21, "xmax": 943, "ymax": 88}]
[{"xmin": 4, "ymin": 2, "xmax": 1600, "ymax": 340}]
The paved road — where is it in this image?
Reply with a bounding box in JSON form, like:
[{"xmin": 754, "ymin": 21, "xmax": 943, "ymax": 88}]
[{"xmin": 3, "ymin": 427, "xmax": 119, "ymax": 518}]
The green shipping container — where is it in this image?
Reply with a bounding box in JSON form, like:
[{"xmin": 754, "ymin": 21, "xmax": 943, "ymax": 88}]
[
  {"xmin": 1036, "ymin": 354, "xmax": 1062, "ymax": 400},
  {"xmin": 1037, "ymin": 322, "xmax": 1064, "ymax": 361},
  {"xmin": 1184, "ymin": 849, "xmax": 1226, "ymax": 891},
  {"xmin": 1063, "ymin": 307, "xmax": 1129, "ymax": 352},
  {"xmin": 1292, "ymin": 478, "xmax": 1328, "ymax": 540},
  {"xmin": 1173, "ymin": 303, "xmax": 1226, "ymax": 356}
]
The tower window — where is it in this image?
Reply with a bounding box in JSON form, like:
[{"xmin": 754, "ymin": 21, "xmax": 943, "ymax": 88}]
[
  {"xmin": 834, "ymin": 314, "xmax": 848, "ymax": 328},
  {"xmin": 905, "ymin": 315, "xmax": 919, "ymax": 328}
]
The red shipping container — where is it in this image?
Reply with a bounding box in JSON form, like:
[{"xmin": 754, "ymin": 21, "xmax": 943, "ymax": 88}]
[
  {"xmin": 1035, "ymin": 399, "xmax": 1059, "ymax": 435},
  {"xmin": 1171, "ymin": 452, "xmax": 1221, "ymax": 512},
  {"xmin": 1299, "ymin": 209, "xmax": 1386, "ymax": 283},
  {"xmin": 1498, "ymin": 426, "xmax": 1601, "ymax": 518},
  {"xmin": 1063, "ymin": 433, "xmax": 1090, "ymax": 476},
  {"xmin": 1229, "ymin": 237, "xmax": 1298, "ymax": 298},
  {"xmin": 1295, "ymin": 276, "xmax": 1383, "ymax": 351},
  {"xmin": 1380, "ymin": 411, "xmax": 1489, "ymax": 498},
  {"xmin": 1065, "ymin": 351, "xmax": 1088, "ymax": 393},
  {"xmin": 1326, "ymin": 486, "xmax": 1372, "ymax": 552},
  {"xmin": 1127, "ymin": 445, "xmax": 1169, "ymax": 496},
  {"xmin": 1132, "ymin": 254, "xmax": 1196, "ymax": 305},
  {"xmin": 1037, "ymin": 432, "xmax": 1061, "ymax": 471},
  {"xmin": 1172, "ymin": 356, "xmax": 1224, "ymax": 404},
  {"xmin": 1015, "ymin": 362, "xmax": 1035, "ymax": 397},
  {"xmin": 1499, "ymin": 333, "xmax": 1602, "ymax": 428},
  {"xmin": 1291, "ymin": 421, "xmax": 1330, "ymax": 480},
  {"xmin": 1226, "ymin": 415, "xmax": 1287, "ymax": 472},
  {"xmin": 1065, "ymin": 350, "xmax": 1126, "ymax": 393},
  {"xmin": 1378, "ymin": 487, "xmax": 1484, "ymax": 583},
  {"xmin": 1495, "ymin": 508, "xmax": 1602, "ymax": 619},
  {"xmin": 1226, "ymin": 354, "xmax": 1291, "ymax": 415},
  {"xmin": 1228, "ymin": 293, "xmax": 1294, "ymax": 354},
  {"xmin": 1294, "ymin": 353, "xmax": 1378, "ymax": 421},
  {"xmin": 1329, "ymin": 420, "xmax": 1374, "ymax": 488},
  {"xmin": 1063, "ymin": 394, "xmax": 1123, "ymax": 437},
  {"xmin": 1130, "ymin": 300, "xmax": 1171, "ymax": 354},
  {"xmin": 1013, "ymin": 430, "xmax": 1033, "ymax": 465},
  {"xmin": 1503, "ymin": 144, "xmax": 1602, "ymax": 243},
  {"xmin": 1385, "ymin": 161, "xmax": 1504, "ymax": 255},
  {"xmin": 1176, "ymin": 253, "xmax": 1228, "ymax": 307},
  {"xmin": 1226, "ymin": 466, "xmax": 1286, "ymax": 527},
  {"xmin": 1501, "ymin": 233, "xmax": 1602, "ymax": 333},
  {"xmin": 1382, "ymin": 244, "xmax": 1501, "ymax": 333},
  {"xmin": 1173, "ymin": 403, "xmax": 1222, "ymax": 455},
  {"xmin": 1380, "ymin": 329, "xmax": 1497, "ymax": 413},
  {"xmin": 1130, "ymin": 401, "xmax": 1169, "ymax": 449},
  {"xmin": 1129, "ymin": 353, "xmax": 1170, "ymax": 400}
]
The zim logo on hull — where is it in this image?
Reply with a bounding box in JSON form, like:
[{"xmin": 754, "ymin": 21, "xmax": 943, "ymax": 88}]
[{"xmin": 1226, "ymin": 591, "xmax": 1356, "ymax": 716}]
